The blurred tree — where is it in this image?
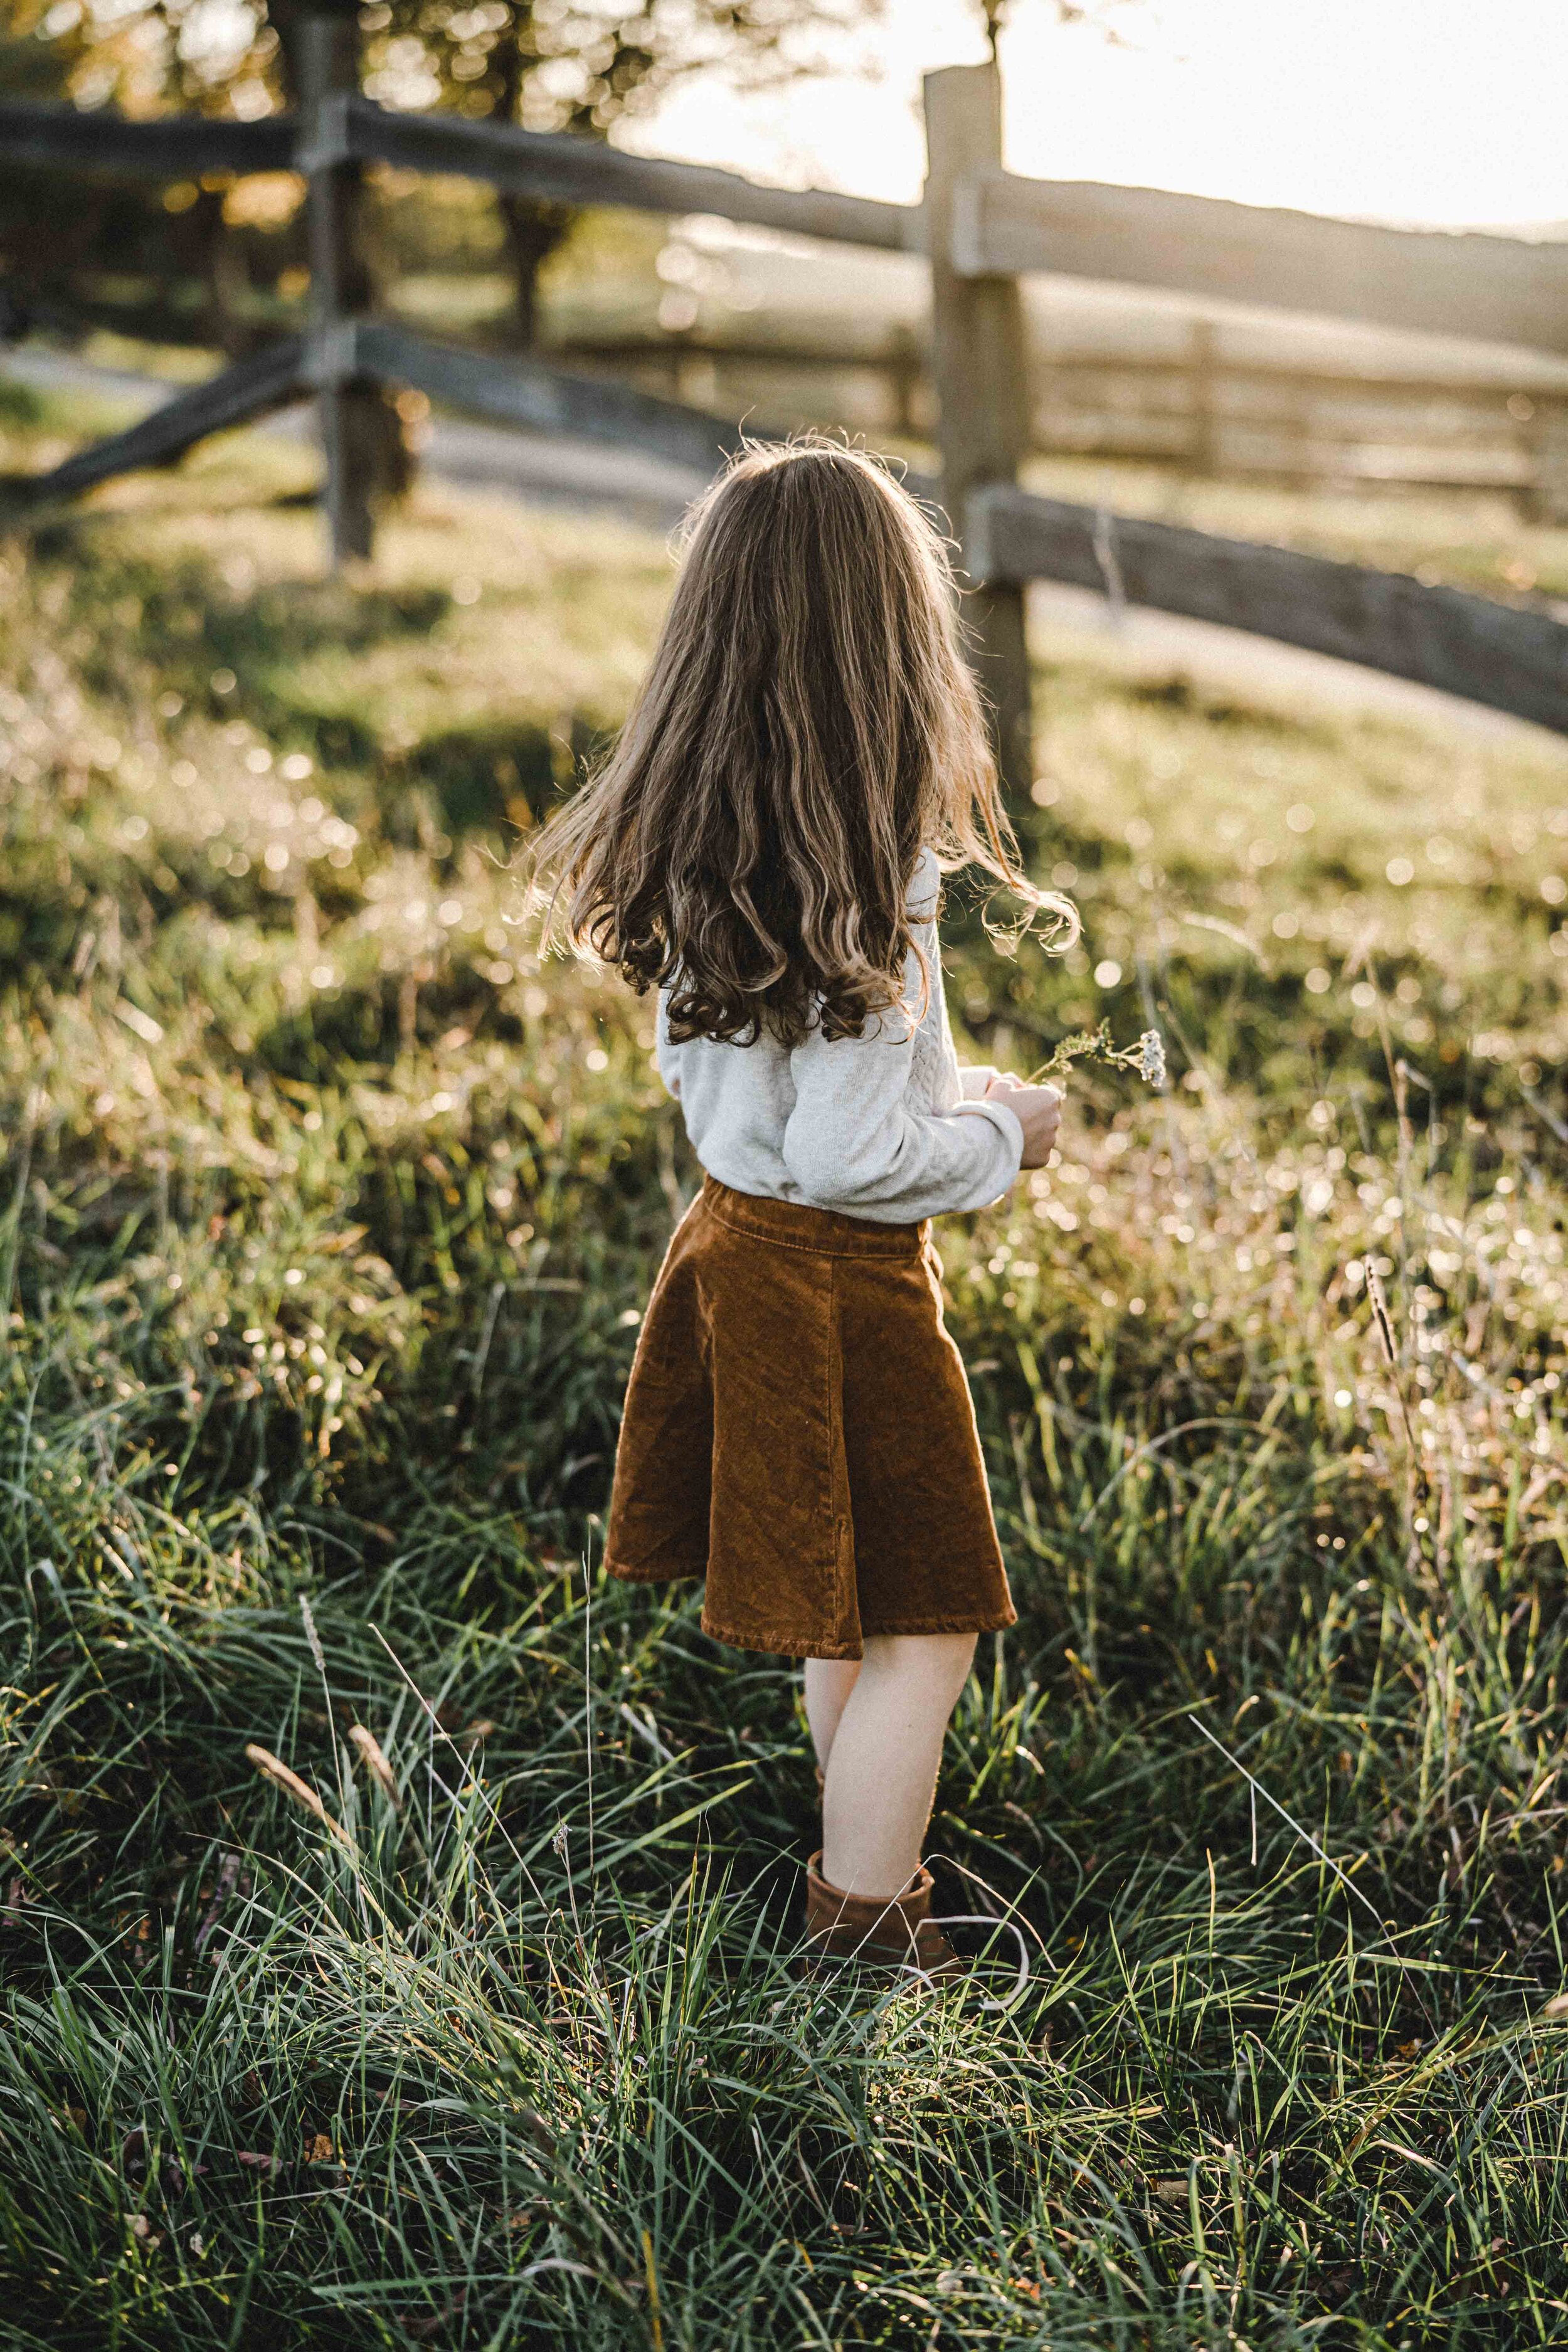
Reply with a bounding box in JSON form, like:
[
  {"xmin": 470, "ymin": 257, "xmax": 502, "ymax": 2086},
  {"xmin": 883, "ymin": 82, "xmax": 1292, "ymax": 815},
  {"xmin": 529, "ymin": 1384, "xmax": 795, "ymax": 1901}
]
[
  {"xmin": 0, "ymin": 1, "xmax": 87, "ymax": 101},
  {"xmin": 359, "ymin": 0, "xmax": 869, "ymax": 348},
  {"xmin": 0, "ymin": 0, "xmax": 872, "ymax": 350},
  {"xmin": 0, "ymin": 0, "xmax": 267, "ymax": 351},
  {"xmin": 974, "ymin": 0, "xmax": 1148, "ymax": 61}
]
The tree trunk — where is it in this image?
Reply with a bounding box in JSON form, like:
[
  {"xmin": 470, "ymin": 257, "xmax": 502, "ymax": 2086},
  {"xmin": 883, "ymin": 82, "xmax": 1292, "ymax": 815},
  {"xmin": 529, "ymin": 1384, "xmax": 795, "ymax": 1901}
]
[
  {"xmin": 496, "ymin": 193, "xmax": 573, "ymax": 348},
  {"xmin": 489, "ymin": 26, "xmax": 574, "ymax": 350}
]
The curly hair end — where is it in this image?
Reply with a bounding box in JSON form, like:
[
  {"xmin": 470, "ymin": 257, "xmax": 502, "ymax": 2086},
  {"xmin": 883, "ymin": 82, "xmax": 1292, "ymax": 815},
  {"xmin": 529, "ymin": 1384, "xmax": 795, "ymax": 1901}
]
[{"xmin": 524, "ymin": 435, "xmax": 1078, "ymax": 1047}]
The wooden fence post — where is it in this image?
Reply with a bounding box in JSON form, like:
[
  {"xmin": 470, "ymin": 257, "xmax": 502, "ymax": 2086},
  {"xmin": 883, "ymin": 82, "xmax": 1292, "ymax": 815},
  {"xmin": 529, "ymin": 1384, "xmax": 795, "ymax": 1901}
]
[
  {"xmin": 886, "ymin": 323, "xmax": 923, "ymax": 437},
  {"xmin": 923, "ymin": 65, "xmax": 1033, "ymax": 799},
  {"xmin": 1526, "ymin": 396, "xmax": 1568, "ymax": 524},
  {"xmin": 300, "ymin": 1, "xmax": 378, "ymax": 565}
]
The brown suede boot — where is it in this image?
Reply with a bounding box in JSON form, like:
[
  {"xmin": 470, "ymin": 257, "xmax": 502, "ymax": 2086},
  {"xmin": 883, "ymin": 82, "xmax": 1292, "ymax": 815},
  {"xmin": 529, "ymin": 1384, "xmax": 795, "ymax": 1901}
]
[{"xmin": 803, "ymin": 1851, "xmax": 963, "ymax": 1983}]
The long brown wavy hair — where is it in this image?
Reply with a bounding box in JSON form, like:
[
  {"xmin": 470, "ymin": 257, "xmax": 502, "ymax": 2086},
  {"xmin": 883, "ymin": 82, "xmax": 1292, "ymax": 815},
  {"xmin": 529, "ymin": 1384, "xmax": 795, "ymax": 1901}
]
[{"xmin": 526, "ymin": 437, "xmax": 1076, "ymax": 1046}]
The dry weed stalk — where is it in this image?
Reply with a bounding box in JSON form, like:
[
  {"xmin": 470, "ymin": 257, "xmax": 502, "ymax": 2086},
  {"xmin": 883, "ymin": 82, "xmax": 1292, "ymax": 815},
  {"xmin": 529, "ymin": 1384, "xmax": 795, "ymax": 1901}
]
[
  {"xmin": 1364, "ymin": 1262, "xmax": 1433, "ymax": 1562},
  {"xmin": 244, "ymin": 1743, "xmax": 355, "ymax": 1848}
]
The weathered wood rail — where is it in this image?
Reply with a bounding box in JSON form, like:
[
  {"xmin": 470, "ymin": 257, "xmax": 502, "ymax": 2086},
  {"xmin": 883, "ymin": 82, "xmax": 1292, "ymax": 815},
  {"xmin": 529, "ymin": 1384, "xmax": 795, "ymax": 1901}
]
[
  {"xmin": 25, "ymin": 337, "xmax": 312, "ymax": 499},
  {"xmin": 303, "ymin": 92, "xmax": 913, "ymax": 253},
  {"xmin": 0, "ymin": 101, "xmax": 290, "ymax": 176},
  {"xmin": 968, "ymin": 485, "xmax": 1568, "ymax": 736},
  {"xmin": 951, "ymin": 172, "xmax": 1568, "ymax": 356},
  {"xmin": 354, "ymin": 320, "xmax": 766, "ymax": 476},
  {"xmin": 4, "ymin": 41, "xmax": 1568, "ymax": 769}
]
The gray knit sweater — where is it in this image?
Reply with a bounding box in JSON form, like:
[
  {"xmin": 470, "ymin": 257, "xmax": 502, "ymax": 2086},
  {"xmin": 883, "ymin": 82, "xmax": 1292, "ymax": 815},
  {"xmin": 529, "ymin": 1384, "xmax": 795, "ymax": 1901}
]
[{"xmin": 655, "ymin": 850, "xmax": 1025, "ymax": 1224}]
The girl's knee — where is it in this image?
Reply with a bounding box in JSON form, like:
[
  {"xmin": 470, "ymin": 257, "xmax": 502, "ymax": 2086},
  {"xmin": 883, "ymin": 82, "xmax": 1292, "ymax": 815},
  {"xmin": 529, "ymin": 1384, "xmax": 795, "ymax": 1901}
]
[{"xmin": 864, "ymin": 1629, "xmax": 977, "ymax": 1690}]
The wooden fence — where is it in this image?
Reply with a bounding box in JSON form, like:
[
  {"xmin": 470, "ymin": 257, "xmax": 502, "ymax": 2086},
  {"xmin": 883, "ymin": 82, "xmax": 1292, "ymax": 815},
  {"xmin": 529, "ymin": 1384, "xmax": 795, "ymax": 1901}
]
[
  {"xmin": 4, "ymin": 28, "xmax": 1568, "ymax": 783},
  {"xmin": 1029, "ymin": 342, "xmax": 1568, "ymax": 506},
  {"xmin": 21, "ymin": 285, "xmax": 1568, "ymax": 507},
  {"xmin": 550, "ymin": 329, "xmax": 1568, "ymax": 507}
]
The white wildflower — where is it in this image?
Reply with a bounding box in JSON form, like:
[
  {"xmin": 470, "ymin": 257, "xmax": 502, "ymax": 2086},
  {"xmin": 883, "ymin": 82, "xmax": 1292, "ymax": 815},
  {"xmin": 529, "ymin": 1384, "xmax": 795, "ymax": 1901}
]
[{"xmin": 1137, "ymin": 1029, "xmax": 1167, "ymax": 1088}]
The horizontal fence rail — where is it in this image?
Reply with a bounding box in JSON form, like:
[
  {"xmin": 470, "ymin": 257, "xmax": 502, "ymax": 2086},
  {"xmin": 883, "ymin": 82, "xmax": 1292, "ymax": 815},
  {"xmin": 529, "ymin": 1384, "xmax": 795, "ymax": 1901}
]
[
  {"xmin": 0, "ymin": 97, "xmax": 913, "ymax": 254},
  {"xmin": 0, "ymin": 101, "xmax": 292, "ymax": 176},
  {"xmin": 349, "ymin": 319, "xmax": 767, "ymax": 475},
  {"xmin": 967, "ymin": 482, "xmax": 1568, "ymax": 737},
  {"xmin": 953, "ymin": 169, "xmax": 1568, "ymax": 358},
  {"xmin": 306, "ymin": 94, "xmax": 915, "ymax": 253}
]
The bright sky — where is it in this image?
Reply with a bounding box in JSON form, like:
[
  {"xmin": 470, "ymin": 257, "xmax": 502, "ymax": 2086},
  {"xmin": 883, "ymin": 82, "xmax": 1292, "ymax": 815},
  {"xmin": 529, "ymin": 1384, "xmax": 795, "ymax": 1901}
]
[{"xmin": 645, "ymin": 0, "xmax": 1568, "ymax": 230}]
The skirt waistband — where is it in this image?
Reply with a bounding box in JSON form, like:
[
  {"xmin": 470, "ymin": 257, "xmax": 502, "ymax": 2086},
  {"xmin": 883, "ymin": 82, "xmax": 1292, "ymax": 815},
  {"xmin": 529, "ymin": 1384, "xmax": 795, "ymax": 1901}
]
[{"xmin": 698, "ymin": 1175, "xmax": 927, "ymax": 1259}]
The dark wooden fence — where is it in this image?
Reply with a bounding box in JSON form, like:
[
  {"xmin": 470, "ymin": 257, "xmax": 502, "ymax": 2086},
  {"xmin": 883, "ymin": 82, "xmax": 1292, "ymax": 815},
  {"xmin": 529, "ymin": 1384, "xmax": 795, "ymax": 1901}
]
[{"xmin": 4, "ymin": 30, "xmax": 1568, "ymax": 780}]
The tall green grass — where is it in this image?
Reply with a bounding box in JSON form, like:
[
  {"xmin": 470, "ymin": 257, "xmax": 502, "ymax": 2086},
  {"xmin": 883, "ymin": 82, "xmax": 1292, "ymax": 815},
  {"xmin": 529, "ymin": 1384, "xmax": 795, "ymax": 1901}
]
[{"xmin": 4, "ymin": 418, "xmax": 1568, "ymax": 2348}]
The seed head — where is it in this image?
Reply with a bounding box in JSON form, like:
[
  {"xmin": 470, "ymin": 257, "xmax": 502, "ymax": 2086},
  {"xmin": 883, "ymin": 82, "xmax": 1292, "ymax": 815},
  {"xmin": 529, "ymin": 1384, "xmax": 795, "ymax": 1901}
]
[
  {"xmin": 347, "ymin": 1724, "xmax": 400, "ymax": 1809},
  {"xmin": 1365, "ymin": 1263, "xmax": 1399, "ymax": 1370},
  {"xmin": 244, "ymin": 1742, "xmax": 353, "ymax": 1848},
  {"xmin": 299, "ymin": 1595, "xmax": 327, "ymax": 1680}
]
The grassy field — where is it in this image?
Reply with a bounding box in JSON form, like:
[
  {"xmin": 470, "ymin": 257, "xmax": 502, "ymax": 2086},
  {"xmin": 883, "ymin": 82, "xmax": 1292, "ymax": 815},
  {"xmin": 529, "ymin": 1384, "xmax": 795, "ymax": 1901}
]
[{"xmin": 6, "ymin": 412, "xmax": 1568, "ymax": 2349}]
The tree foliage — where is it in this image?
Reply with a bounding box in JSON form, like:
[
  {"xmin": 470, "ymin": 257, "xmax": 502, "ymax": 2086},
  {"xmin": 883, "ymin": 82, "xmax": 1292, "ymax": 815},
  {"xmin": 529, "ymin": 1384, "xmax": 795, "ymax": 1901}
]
[{"xmin": 0, "ymin": 0, "xmax": 872, "ymax": 348}]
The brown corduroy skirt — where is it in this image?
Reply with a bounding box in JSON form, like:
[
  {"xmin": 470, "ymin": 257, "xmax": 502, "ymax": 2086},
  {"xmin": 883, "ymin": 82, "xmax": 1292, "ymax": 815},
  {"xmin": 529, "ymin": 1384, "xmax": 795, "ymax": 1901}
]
[{"xmin": 603, "ymin": 1176, "xmax": 1015, "ymax": 1660}]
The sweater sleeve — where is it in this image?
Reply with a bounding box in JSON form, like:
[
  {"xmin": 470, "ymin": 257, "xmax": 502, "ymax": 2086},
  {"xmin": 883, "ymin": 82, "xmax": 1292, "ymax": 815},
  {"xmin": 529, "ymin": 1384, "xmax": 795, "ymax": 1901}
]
[
  {"xmin": 654, "ymin": 992, "xmax": 677, "ymax": 1095},
  {"xmin": 781, "ymin": 1002, "xmax": 1023, "ymax": 1221}
]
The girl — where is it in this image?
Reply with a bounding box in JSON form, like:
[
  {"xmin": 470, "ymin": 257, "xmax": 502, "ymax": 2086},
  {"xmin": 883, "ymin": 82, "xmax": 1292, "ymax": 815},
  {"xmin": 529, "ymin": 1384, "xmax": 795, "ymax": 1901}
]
[{"xmin": 531, "ymin": 439, "xmax": 1069, "ymax": 1981}]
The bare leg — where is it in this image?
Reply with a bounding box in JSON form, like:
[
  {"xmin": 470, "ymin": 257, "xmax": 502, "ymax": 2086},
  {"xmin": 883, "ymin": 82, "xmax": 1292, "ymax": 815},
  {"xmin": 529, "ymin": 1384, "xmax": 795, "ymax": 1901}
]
[
  {"xmin": 803, "ymin": 1656, "xmax": 861, "ymax": 1773},
  {"xmin": 820, "ymin": 1631, "xmax": 977, "ymax": 1898}
]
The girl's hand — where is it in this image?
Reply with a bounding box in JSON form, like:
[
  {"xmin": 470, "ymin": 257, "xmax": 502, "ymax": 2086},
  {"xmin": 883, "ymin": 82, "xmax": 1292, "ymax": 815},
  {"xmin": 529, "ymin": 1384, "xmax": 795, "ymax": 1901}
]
[{"xmin": 987, "ymin": 1073, "xmax": 1062, "ymax": 1168}]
